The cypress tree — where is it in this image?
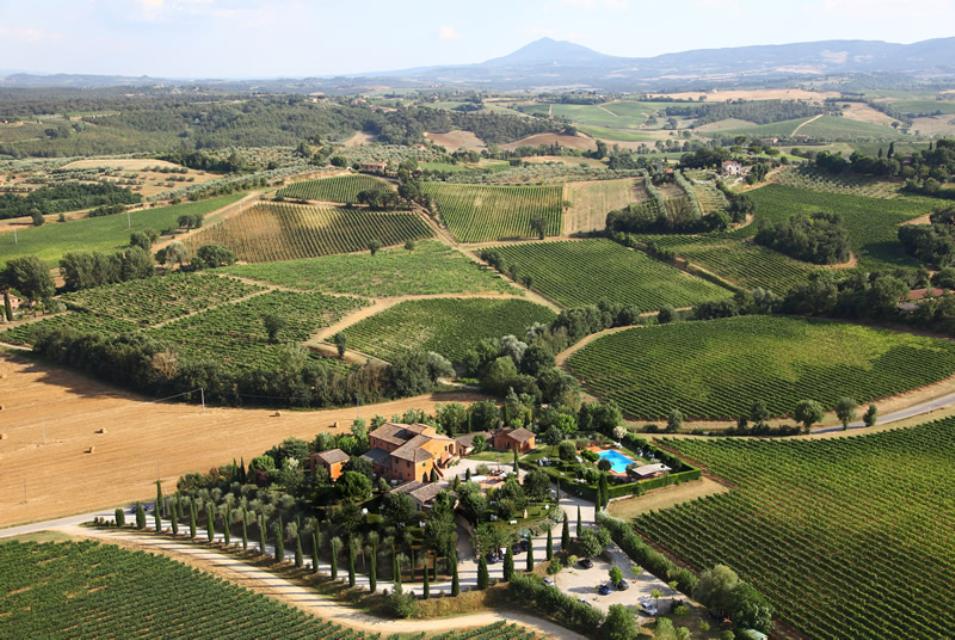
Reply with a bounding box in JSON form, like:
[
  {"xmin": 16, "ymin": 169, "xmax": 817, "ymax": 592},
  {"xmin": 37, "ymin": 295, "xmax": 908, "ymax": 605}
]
[
  {"xmin": 311, "ymin": 529, "xmax": 320, "ymax": 574},
  {"xmin": 368, "ymin": 536, "xmax": 378, "ymax": 592},
  {"xmin": 274, "ymin": 517, "xmax": 285, "ymax": 563},
  {"xmin": 330, "ymin": 537, "xmax": 341, "ymax": 580},
  {"xmin": 135, "ymin": 502, "xmax": 146, "ymax": 530},
  {"xmin": 258, "ymin": 515, "xmax": 267, "ymax": 554},
  {"xmin": 295, "ymin": 529, "xmax": 304, "ymax": 568},
  {"xmin": 205, "ymin": 503, "xmax": 215, "ymax": 543},
  {"xmin": 561, "ymin": 512, "xmax": 570, "ymax": 549},
  {"xmin": 576, "ymin": 505, "xmax": 582, "ymax": 539},
  {"xmin": 450, "ymin": 552, "xmax": 460, "ymax": 596},
  {"xmin": 503, "ymin": 546, "xmax": 514, "ymax": 581},
  {"xmin": 223, "ymin": 509, "xmax": 231, "ymax": 546},
  {"xmin": 238, "ymin": 457, "xmax": 246, "ymax": 483},
  {"xmin": 422, "ymin": 554, "xmax": 430, "ymax": 598},
  {"xmin": 512, "ymin": 447, "xmax": 519, "ymax": 472},
  {"xmin": 114, "ymin": 507, "xmax": 125, "ymax": 528},
  {"xmin": 155, "ymin": 481, "xmax": 164, "ymax": 518},
  {"xmin": 393, "ymin": 551, "xmax": 402, "ymax": 593},
  {"xmin": 170, "ymin": 501, "xmax": 179, "ymax": 536},
  {"xmin": 189, "ymin": 502, "xmax": 197, "ymax": 540},
  {"xmin": 477, "ymin": 556, "xmax": 489, "ymax": 590},
  {"xmin": 240, "ymin": 508, "xmax": 248, "ymax": 551},
  {"xmin": 525, "ymin": 536, "xmax": 534, "ymax": 572},
  {"xmin": 347, "ymin": 536, "xmax": 357, "ymax": 587},
  {"xmin": 546, "ymin": 527, "xmax": 553, "ymax": 561}
]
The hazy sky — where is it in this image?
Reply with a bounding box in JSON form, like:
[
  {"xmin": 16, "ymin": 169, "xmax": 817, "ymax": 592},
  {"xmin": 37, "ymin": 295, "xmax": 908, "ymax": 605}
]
[{"xmin": 2, "ymin": 0, "xmax": 955, "ymax": 78}]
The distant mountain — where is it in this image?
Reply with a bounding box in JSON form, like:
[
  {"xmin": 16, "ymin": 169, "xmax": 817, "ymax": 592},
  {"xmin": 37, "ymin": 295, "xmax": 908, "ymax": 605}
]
[{"xmin": 3, "ymin": 36, "xmax": 955, "ymax": 92}]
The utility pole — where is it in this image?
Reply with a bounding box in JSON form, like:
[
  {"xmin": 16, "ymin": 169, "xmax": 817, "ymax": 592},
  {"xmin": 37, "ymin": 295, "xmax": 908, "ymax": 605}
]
[{"xmin": 200, "ymin": 388, "xmax": 205, "ymax": 410}]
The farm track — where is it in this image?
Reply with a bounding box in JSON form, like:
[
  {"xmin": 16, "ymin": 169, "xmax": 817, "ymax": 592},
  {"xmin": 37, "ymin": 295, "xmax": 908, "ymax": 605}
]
[
  {"xmin": 147, "ymin": 285, "xmax": 274, "ymax": 330},
  {"xmin": 789, "ymin": 113, "xmax": 824, "ymax": 136},
  {"xmin": 151, "ymin": 190, "xmax": 263, "ymax": 254}
]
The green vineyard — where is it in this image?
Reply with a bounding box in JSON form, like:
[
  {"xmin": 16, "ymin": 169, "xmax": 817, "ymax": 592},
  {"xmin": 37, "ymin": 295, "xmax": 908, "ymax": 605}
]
[
  {"xmin": 276, "ymin": 174, "xmax": 392, "ymax": 202},
  {"xmin": 566, "ymin": 315, "xmax": 955, "ymax": 419},
  {"xmin": 490, "ymin": 239, "xmax": 733, "ymax": 309},
  {"xmin": 2, "ymin": 311, "xmax": 138, "ymax": 346},
  {"xmin": 342, "ymin": 298, "xmax": 556, "ymax": 363},
  {"xmin": 184, "ymin": 203, "xmax": 432, "ymax": 262},
  {"xmin": 772, "ymin": 165, "xmax": 903, "ymax": 199},
  {"xmin": 0, "ymin": 540, "xmax": 539, "ymax": 640},
  {"xmin": 634, "ymin": 419, "xmax": 955, "ymax": 640},
  {"xmin": 423, "ymin": 182, "xmax": 563, "ymax": 242},
  {"xmin": 223, "ymin": 241, "xmax": 512, "ymax": 297}
]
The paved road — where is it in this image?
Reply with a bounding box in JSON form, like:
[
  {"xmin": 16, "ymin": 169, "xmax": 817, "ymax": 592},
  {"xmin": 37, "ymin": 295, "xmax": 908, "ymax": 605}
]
[{"xmin": 813, "ymin": 390, "xmax": 955, "ymax": 434}]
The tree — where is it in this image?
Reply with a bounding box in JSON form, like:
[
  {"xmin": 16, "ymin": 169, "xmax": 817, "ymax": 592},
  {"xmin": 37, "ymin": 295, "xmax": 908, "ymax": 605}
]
[
  {"xmin": 546, "ymin": 527, "xmax": 553, "ymax": 561},
  {"xmin": 154, "ymin": 481, "xmax": 163, "ymax": 532},
  {"xmin": 730, "ymin": 581, "xmax": 774, "ymax": 634},
  {"xmin": 503, "ymin": 545, "xmax": 515, "ymax": 581},
  {"xmin": 600, "ymin": 604, "xmax": 637, "ymax": 640},
  {"xmin": 274, "ymin": 516, "xmax": 285, "ymax": 562},
  {"xmin": 863, "ymin": 404, "xmax": 878, "ymax": 427},
  {"xmin": 530, "ymin": 214, "xmax": 546, "ymax": 240},
  {"xmin": 367, "ymin": 532, "xmax": 378, "ymax": 592},
  {"xmin": 561, "ymin": 512, "xmax": 571, "ymax": 550},
  {"xmin": 156, "ymin": 241, "xmax": 186, "ymax": 268},
  {"xmin": 558, "ymin": 440, "xmax": 577, "ymax": 461},
  {"xmin": 135, "ymin": 502, "xmax": 146, "ymax": 530},
  {"xmin": 477, "ymin": 555, "xmax": 490, "ymax": 589},
  {"xmin": 330, "ymin": 536, "xmax": 341, "ymax": 580},
  {"xmin": 3, "ymin": 256, "xmax": 54, "ymax": 303},
  {"xmin": 333, "ymin": 333, "xmax": 347, "ymax": 359},
  {"xmin": 193, "ymin": 244, "xmax": 236, "ymax": 269},
  {"xmin": 262, "ymin": 314, "xmax": 286, "ymax": 344},
  {"xmin": 31, "ymin": 210, "xmax": 45, "ymax": 227},
  {"xmin": 3, "ymin": 289, "xmax": 13, "ymax": 321},
  {"xmin": 258, "ymin": 515, "xmax": 266, "ymax": 553},
  {"xmin": 241, "ymin": 508, "xmax": 248, "ymax": 551},
  {"xmin": 347, "ymin": 536, "xmax": 357, "ymax": 587},
  {"xmin": 368, "ymin": 240, "xmax": 381, "ymax": 256},
  {"xmin": 525, "ymin": 535, "xmax": 535, "ymax": 571},
  {"xmin": 835, "ymin": 397, "xmax": 858, "ymax": 430},
  {"xmin": 657, "ymin": 306, "xmax": 675, "ymax": 324},
  {"xmin": 609, "ymin": 566, "xmax": 623, "ymax": 585},
  {"xmin": 512, "ymin": 447, "xmax": 519, "ymax": 473},
  {"xmin": 295, "ymin": 528, "xmax": 304, "ymax": 568},
  {"xmin": 189, "ymin": 503, "xmax": 197, "ymax": 539},
  {"xmin": 793, "ymin": 399, "xmax": 824, "ymax": 433},
  {"xmin": 666, "ymin": 409, "xmax": 684, "ymax": 433},
  {"xmin": 749, "ymin": 399, "xmax": 769, "ymax": 425},
  {"xmin": 114, "ymin": 507, "xmax": 126, "ymax": 527},
  {"xmin": 422, "ymin": 552, "xmax": 430, "ymax": 598},
  {"xmin": 170, "ymin": 501, "xmax": 179, "ymax": 535},
  {"xmin": 450, "ymin": 552, "xmax": 460, "ymax": 596},
  {"xmin": 693, "ymin": 564, "xmax": 740, "ymax": 617},
  {"xmin": 576, "ymin": 505, "xmax": 583, "ymax": 539}
]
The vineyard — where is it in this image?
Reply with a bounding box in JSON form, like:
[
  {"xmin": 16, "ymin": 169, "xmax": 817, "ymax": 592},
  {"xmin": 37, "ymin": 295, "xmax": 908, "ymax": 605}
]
[
  {"xmin": 562, "ymin": 178, "xmax": 646, "ymax": 234},
  {"xmin": 640, "ymin": 234, "xmax": 820, "ymax": 293},
  {"xmin": 0, "ymin": 540, "xmax": 539, "ymax": 640},
  {"xmin": 62, "ymin": 273, "xmax": 263, "ymax": 326},
  {"xmin": 184, "ymin": 203, "xmax": 432, "ymax": 262},
  {"xmin": 772, "ymin": 165, "xmax": 902, "ymax": 199},
  {"xmin": 150, "ymin": 290, "xmax": 366, "ymax": 372},
  {"xmin": 566, "ymin": 315, "xmax": 955, "ymax": 419},
  {"xmin": 489, "ymin": 239, "xmax": 733, "ymax": 309},
  {"xmin": 341, "ymin": 298, "xmax": 555, "ymax": 363},
  {"xmin": 633, "ymin": 419, "xmax": 955, "ymax": 640},
  {"xmin": 423, "ymin": 182, "xmax": 562, "ymax": 242},
  {"xmin": 2, "ymin": 311, "xmax": 138, "ymax": 346},
  {"xmin": 0, "ymin": 193, "xmax": 244, "ymax": 268},
  {"xmin": 223, "ymin": 241, "xmax": 512, "ymax": 297},
  {"xmin": 742, "ymin": 185, "xmax": 935, "ymax": 270},
  {"xmin": 276, "ymin": 174, "xmax": 392, "ymax": 203}
]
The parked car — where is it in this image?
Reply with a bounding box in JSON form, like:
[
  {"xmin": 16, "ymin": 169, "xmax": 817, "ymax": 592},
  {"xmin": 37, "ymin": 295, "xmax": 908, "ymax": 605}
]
[
  {"xmin": 597, "ymin": 583, "xmax": 612, "ymax": 596},
  {"xmin": 615, "ymin": 579, "xmax": 630, "ymax": 591},
  {"xmin": 578, "ymin": 557, "xmax": 594, "ymax": 569},
  {"xmin": 639, "ymin": 597, "xmax": 659, "ymax": 616},
  {"xmin": 486, "ymin": 552, "xmax": 501, "ymax": 564},
  {"xmin": 543, "ymin": 577, "xmax": 554, "ymax": 586},
  {"xmin": 512, "ymin": 539, "xmax": 529, "ymax": 553}
]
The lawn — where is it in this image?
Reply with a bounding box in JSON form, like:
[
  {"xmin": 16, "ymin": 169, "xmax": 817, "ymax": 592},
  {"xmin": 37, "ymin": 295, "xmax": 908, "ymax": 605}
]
[
  {"xmin": 223, "ymin": 240, "xmax": 512, "ymax": 297},
  {"xmin": 634, "ymin": 419, "xmax": 955, "ymax": 640},
  {"xmin": 341, "ymin": 298, "xmax": 555, "ymax": 363},
  {"xmin": 423, "ymin": 182, "xmax": 563, "ymax": 242},
  {"xmin": 0, "ymin": 194, "xmax": 244, "ymax": 268},
  {"xmin": 489, "ymin": 239, "xmax": 733, "ymax": 310},
  {"xmin": 566, "ymin": 315, "xmax": 955, "ymax": 420}
]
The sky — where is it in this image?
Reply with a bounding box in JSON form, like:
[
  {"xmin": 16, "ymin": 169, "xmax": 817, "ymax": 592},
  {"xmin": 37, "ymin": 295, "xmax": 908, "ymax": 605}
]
[{"xmin": 1, "ymin": 0, "xmax": 955, "ymax": 78}]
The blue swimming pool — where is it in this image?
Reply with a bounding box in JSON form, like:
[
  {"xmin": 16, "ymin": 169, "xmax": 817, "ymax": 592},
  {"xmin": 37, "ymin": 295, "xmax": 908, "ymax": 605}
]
[{"xmin": 597, "ymin": 449, "xmax": 636, "ymax": 474}]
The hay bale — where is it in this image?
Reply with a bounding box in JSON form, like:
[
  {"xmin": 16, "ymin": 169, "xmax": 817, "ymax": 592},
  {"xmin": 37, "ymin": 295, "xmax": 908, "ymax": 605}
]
[
  {"xmin": 0, "ymin": 433, "xmax": 7, "ymax": 440},
  {"xmin": 85, "ymin": 446, "xmax": 95, "ymax": 454},
  {"xmin": 332, "ymin": 420, "xmax": 339, "ymax": 429},
  {"xmin": 271, "ymin": 411, "xmax": 281, "ymax": 418},
  {"xmin": 95, "ymin": 427, "xmax": 107, "ymax": 434}
]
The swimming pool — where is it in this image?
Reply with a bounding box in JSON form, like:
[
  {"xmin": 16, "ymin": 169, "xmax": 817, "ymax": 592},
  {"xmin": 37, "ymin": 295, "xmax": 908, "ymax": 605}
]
[{"xmin": 597, "ymin": 449, "xmax": 637, "ymax": 474}]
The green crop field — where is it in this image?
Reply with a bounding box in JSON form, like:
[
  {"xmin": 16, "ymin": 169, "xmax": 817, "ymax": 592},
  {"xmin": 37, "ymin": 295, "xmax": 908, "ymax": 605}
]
[
  {"xmin": 489, "ymin": 239, "xmax": 733, "ymax": 310},
  {"xmin": 633, "ymin": 419, "xmax": 955, "ymax": 640},
  {"xmin": 0, "ymin": 540, "xmax": 538, "ymax": 640},
  {"xmin": 0, "ymin": 194, "xmax": 244, "ymax": 268},
  {"xmin": 184, "ymin": 202, "xmax": 432, "ymax": 262},
  {"xmin": 566, "ymin": 315, "xmax": 955, "ymax": 420},
  {"xmin": 223, "ymin": 241, "xmax": 511, "ymax": 297},
  {"xmin": 640, "ymin": 234, "xmax": 820, "ymax": 293},
  {"xmin": 742, "ymin": 184, "xmax": 939, "ymax": 270},
  {"xmin": 62, "ymin": 273, "xmax": 263, "ymax": 326},
  {"xmin": 342, "ymin": 298, "xmax": 555, "ymax": 363},
  {"xmin": 423, "ymin": 182, "xmax": 562, "ymax": 242},
  {"xmin": 520, "ymin": 101, "xmax": 668, "ymax": 141},
  {"xmin": 275, "ymin": 174, "xmax": 392, "ymax": 202},
  {"xmin": 150, "ymin": 290, "xmax": 366, "ymax": 372},
  {"xmin": 772, "ymin": 165, "xmax": 903, "ymax": 199}
]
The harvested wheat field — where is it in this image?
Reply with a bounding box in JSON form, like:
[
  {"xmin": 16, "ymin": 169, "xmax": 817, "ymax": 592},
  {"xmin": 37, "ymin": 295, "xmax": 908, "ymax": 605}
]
[
  {"xmin": 425, "ymin": 130, "xmax": 486, "ymax": 152},
  {"xmin": 563, "ymin": 178, "xmax": 646, "ymax": 234},
  {"xmin": 501, "ymin": 132, "xmax": 597, "ymax": 152},
  {"xmin": 837, "ymin": 102, "xmax": 898, "ymax": 126},
  {"xmin": 648, "ymin": 88, "xmax": 838, "ymax": 103},
  {"xmin": 0, "ymin": 352, "xmax": 486, "ymax": 528}
]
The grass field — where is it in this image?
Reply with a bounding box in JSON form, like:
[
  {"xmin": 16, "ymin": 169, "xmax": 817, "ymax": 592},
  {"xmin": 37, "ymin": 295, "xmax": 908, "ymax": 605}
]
[
  {"xmin": 772, "ymin": 165, "xmax": 902, "ymax": 199},
  {"xmin": 718, "ymin": 115, "xmax": 903, "ymax": 140},
  {"xmin": 562, "ymin": 178, "xmax": 646, "ymax": 234},
  {"xmin": 634, "ymin": 419, "xmax": 955, "ymax": 640},
  {"xmin": 342, "ymin": 298, "xmax": 555, "ymax": 363},
  {"xmin": 150, "ymin": 290, "xmax": 366, "ymax": 372},
  {"xmin": 223, "ymin": 241, "xmax": 512, "ymax": 297},
  {"xmin": 423, "ymin": 182, "xmax": 563, "ymax": 242},
  {"xmin": 184, "ymin": 202, "xmax": 432, "ymax": 262},
  {"xmin": 489, "ymin": 239, "xmax": 733, "ymax": 310},
  {"xmin": 742, "ymin": 185, "xmax": 938, "ymax": 270},
  {"xmin": 567, "ymin": 315, "xmax": 955, "ymax": 419},
  {"xmin": 275, "ymin": 174, "xmax": 391, "ymax": 202},
  {"xmin": 0, "ymin": 194, "xmax": 244, "ymax": 268},
  {"xmin": 62, "ymin": 273, "xmax": 263, "ymax": 326}
]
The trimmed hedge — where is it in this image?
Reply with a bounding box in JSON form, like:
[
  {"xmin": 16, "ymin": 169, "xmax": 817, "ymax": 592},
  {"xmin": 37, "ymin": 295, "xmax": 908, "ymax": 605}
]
[
  {"xmin": 598, "ymin": 513, "xmax": 698, "ymax": 594},
  {"xmin": 508, "ymin": 573, "xmax": 605, "ymax": 636}
]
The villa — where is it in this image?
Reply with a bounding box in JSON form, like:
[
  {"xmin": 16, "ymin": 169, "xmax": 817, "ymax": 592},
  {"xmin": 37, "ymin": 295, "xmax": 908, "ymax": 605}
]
[{"xmin": 362, "ymin": 422, "xmax": 456, "ymax": 483}]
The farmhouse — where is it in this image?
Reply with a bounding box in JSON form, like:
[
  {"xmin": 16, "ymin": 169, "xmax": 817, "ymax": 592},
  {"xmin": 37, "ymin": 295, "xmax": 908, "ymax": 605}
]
[
  {"xmin": 359, "ymin": 161, "xmax": 388, "ymax": 175},
  {"xmin": 362, "ymin": 422, "xmax": 455, "ymax": 483},
  {"xmin": 630, "ymin": 463, "xmax": 671, "ymax": 480},
  {"xmin": 314, "ymin": 448, "xmax": 349, "ymax": 481},
  {"xmin": 390, "ymin": 480, "xmax": 447, "ymax": 510},
  {"xmin": 492, "ymin": 427, "xmax": 536, "ymax": 453},
  {"xmin": 454, "ymin": 431, "xmax": 490, "ymax": 456},
  {"xmin": 721, "ymin": 160, "xmax": 744, "ymax": 176}
]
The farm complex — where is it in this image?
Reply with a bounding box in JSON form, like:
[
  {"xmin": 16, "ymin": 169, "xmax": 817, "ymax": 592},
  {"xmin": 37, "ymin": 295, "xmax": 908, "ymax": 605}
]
[{"xmin": 2, "ymin": 16, "xmax": 955, "ymax": 640}]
